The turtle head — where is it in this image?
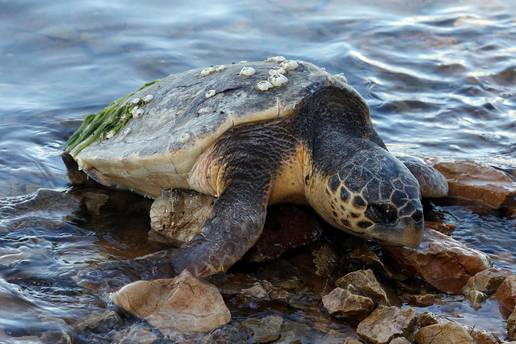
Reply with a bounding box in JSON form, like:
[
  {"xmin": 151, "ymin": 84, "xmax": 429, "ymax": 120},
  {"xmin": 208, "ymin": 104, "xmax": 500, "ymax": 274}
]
[{"xmin": 307, "ymin": 141, "xmax": 423, "ymax": 248}]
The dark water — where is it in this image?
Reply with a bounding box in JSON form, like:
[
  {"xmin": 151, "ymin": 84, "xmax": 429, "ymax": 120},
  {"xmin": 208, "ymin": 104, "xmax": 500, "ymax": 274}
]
[{"xmin": 0, "ymin": 0, "xmax": 515, "ymax": 342}]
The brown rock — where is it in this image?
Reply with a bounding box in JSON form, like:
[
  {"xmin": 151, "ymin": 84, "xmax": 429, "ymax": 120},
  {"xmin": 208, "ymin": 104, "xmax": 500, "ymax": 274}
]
[
  {"xmin": 416, "ymin": 312, "xmax": 439, "ymax": 328},
  {"xmin": 356, "ymin": 306, "xmax": 417, "ymax": 344},
  {"xmin": 344, "ymin": 338, "xmax": 364, "ymax": 344},
  {"xmin": 508, "ymin": 307, "xmax": 516, "ymax": 340},
  {"xmin": 149, "ymin": 189, "xmax": 213, "ymax": 246},
  {"xmin": 463, "ymin": 268, "xmax": 511, "ymax": 308},
  {"xmin": 312, "ymin": 243, "xmax": 338, "ymax": 277},
  {"xmin": 336, "ymin": 269, "xmax": 389, "ymax": 305},
  {"xmin": 322, "ymin": 288, "xmax": 375, "ymax": 320},
  {"xmin": 241, "ymin": 282, "xmax": 269, "ymax": 299},
  {"xmin": 415, "ymin": 322, "xmax": 474, "ymax": 344},
  {"xmin": 434, "ymin": 160, "xmax": 516, "ymax": 210},
  {"xmin": 111, "ymin": 270, "xmax": 231, "ymax": 334},
  {"xmin": 389, "ymin": 338, "xmax": 411, "ymax": 344},
  {"xmin": 383, "ymin": 228, "xmax": 491, "ymax": 293},
  {"xmin": 242, "ymin": 315, "xmax": 283, "ymax": 343},
  {"xmin": 496, "ymin": 275, "xmax": 516, "ymax": 318},
  {"xmin": 469, "ymin": 328, "xmax": 501, "ymax": 344},
  {"xmin": 405, "ymin": 293, "xmax": 443, "ymax": 307},
  {"xmin": 425, "ymin": 220, "xmax": 455, "ymax": 235},
  {"xmin": 245, "ymin": 205, "xmax": 321, "ymax": 262}
]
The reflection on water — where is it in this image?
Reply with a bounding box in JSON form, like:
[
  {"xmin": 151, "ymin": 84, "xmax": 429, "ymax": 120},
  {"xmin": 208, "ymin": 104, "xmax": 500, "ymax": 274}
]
[{"xmin": 0, "ymin": 0, "xmax": 515, "ymax": 342}]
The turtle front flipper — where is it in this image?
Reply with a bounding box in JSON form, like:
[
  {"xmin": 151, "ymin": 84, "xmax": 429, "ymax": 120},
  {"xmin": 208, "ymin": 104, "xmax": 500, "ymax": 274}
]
[{"xmin": 397, "ymin": 156, "xmax": 448, "ymax": 198}]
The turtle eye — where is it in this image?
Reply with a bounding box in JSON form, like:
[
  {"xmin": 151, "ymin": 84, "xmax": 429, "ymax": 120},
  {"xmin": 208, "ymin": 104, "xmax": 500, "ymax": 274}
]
[{"xmin": 366, "ymin": 203, "xmax": 398, "ymax": 225}]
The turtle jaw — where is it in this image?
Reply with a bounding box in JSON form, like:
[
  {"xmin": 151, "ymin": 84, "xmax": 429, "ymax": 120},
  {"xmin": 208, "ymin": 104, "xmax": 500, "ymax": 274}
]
[{"xmin": 367, "ymin": 216, "xmax": 424, "ymax": 248}]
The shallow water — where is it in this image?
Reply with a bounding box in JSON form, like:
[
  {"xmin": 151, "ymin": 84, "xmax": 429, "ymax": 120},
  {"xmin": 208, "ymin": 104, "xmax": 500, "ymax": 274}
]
[{"xmin": 0, "ymin": 0, "xmax": 515, "ymax": 342}]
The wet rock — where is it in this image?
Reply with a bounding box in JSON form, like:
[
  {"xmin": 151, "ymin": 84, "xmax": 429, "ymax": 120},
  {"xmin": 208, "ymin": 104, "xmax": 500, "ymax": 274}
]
[
  {"xmin": 75, "ymin": 310, "xmax": 121, "ymax": 333},
  {"xmin": 242, "ymin": 315, "xmax": 283, "ymax": 343},
  {"xmin": 389, "ymin": 338, "xmax": 411, "ymax": 344},
  {"xmin": 241, "ymin": 282, "xmax": 269, "ymax": 299},
  {"xmin": 415, "ymin": 322, "xmax": 474, "ymax": 344},
  {"xmin": 398, "ymin": 156, "xmax": 448, "ymax": 198},
  {"xmin": 508, "ymin": 307, "xmax": 516, "ymax": 340},
  {"xmin": 404, "ymin": 293, "xmax": 444, "ymax": 307},
  {"xmin": 111, "ymin": 323, "xmax": 158, "ymax": 344},
  {"xmin": 416, "ymin": 312, "xmax": 439, "ymax": 328},
  {"xmin": 336, "ymin": 269, "xmax": 389, "ymax": 306},
  {"xmin": 463, "ymin": 268, "xmax": 511, "ymax": 308},
  {"xmin": 111, "ymin": 270, "xmax": 231, "ymax": 334},
  {"xmin": 425, "ymin": 220, "xmax": 455, "ymax": 235},
  {"xmin": 383, "ymin": 228, "xmax": 491, "ymax": 293},
  {"xmin": 312, "ymin": 243, "xmax": 338, "ymax": 277},
  {"xmin": 201, "ymin": 323, "xmax": 253, "ymax": 343},
  {"xmin": 434, "ymin": 160, "xmax": 516, "ymax": 210},
  {"xmin": 322, "ymin": 288, "xmax": 375, "ymax": 320},
  {"xmin": 244, "ymin": 205, "xmax": 321, "ymax": 262},
  {"xmin": 495, "ymin": 275, "xmax": 516, "ymax": 318},
  {"xmin": 356, "ymin": 306, "xmax": 417, "ymax": 344},
  {"xmin": 469, "ymin": 328, "xmax": 501, "ymax": 344},
  {"xmin": 344, "ymin": 338, "xmax": 364, "ymax": 344},
  {"xmin": 149, "ymin": 189, "xmax": 213, "ymax": 246}
]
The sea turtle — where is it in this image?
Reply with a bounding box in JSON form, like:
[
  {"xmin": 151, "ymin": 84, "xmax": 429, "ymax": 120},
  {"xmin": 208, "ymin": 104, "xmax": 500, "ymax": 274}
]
[{"xmin": 65, "ymin": 58, "xmax": 448, "ymax": 277}]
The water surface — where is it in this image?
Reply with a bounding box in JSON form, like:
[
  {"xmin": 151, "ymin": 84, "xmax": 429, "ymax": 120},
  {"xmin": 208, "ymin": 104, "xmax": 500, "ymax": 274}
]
[{"xmin": 0, "ymin": 0, "xmax": 514, "ymax": 342}]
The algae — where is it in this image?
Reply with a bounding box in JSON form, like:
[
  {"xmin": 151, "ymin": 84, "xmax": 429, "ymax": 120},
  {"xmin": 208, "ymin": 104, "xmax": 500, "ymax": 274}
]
[{"xmin": 65, "ymin": 79, "xmax": 159, "ymax": 156}]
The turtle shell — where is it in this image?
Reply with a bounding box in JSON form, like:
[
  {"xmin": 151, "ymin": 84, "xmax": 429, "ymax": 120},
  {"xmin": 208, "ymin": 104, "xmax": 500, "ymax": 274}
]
[{"xmin": 68, "ymin": 60, "xmax": 358, "ymax": 197}]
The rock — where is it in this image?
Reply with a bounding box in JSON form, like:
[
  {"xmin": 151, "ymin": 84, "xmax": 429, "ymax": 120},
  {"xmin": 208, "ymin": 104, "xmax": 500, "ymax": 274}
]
[
  {"xmin": 495, "ymin": 275, "xmax": 516, "ymax": 318},
  {"xmin": 469, "ymin": 328, "xmax": 501, "ymax": 344},
  {"xmin": 241, "ymin": 282, "xmax": 269, "ymax": 299},
  {"xmin": 356, "ymin": 306, "xmax": 417, "ymax": 344},
  {"xmin": 415, "ymin": 322, "xmax": 474, "ymax": 344},
  {"xmin": 463, "ymin": 268, "xmax": 511, "ymax": 308},
  {"xmin": 416, "ymin": 312, "xmax": 439, "ymax": 328},
  {"xmin": 312, "ymin": 243, "xmax": 338, "ymax": 277},
  {"xmin": 111, "ymin": 270, "xmax": 231, "ymax": 334},
  {"xmin": 425, "ymin": 220, "xmax": 455, "ymax": 235},
  {"xmin": 398, "ymin": 156, "xmax": 448, "ymax": 198},
  {"xmin": 149, "ymin": 189, "xmax": 214, "ymax": 246},
  {"xmin": 508, "ymin": 307, "xmax": 516, "ymax": 340},
  {"xmin": 344, "ymin": 338, "xmax": 364, "ymax": 344},
  {"xmin": 389, "ymin": 338, "xmax": 411, "ymax": 344},
  {"xmin": 404, "ymin": 293, "xmax": 443, "ymax": 307},
  {"xmin": 242, "ymin": 315, "xmax": 283, "ymax": 343},
  {"xmin": 434, "ymin": 160, "xmax": 516, "ymax": 210},
  {"xmin": 244, "ymin": 205, "xmax": 321, "ymax": 262},
  {"xmin": 75, "ymin": 310, "xmax": 121, "ymax": 333},
  {"xmin": 112, "ymin": 323, "xmax": 158, "ymax": 344},
  {"xmin": 336, "ymin": 269, "xmax": 389, "ymax": 305},
  {"xmin": 383, "ymin": 228, "xmax": 491, "ymax": 293},
  {"xmin": 322, "ymin": 288, "xmax": 375, "ymax": 320}
]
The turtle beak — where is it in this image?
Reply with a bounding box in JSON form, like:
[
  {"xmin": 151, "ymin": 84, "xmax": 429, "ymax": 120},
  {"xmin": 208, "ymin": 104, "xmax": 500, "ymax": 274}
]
[{"xmin": 368, "ymin": 216, "xmax": 424, "ymax": 248}]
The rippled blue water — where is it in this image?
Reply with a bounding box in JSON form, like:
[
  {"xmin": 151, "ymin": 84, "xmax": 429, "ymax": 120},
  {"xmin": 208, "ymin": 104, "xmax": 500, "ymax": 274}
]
[{"xmin": 0, "ymin": 0, "xmax": 515, "ymax": 342}]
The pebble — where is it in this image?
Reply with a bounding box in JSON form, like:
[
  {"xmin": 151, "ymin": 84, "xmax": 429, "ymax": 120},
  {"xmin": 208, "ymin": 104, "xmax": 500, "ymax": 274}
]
[
  {"xmin": 269, "ymin": 73, "xmax": 288, "ymax": 87},
  {"xmin": 256, "ymin": 80, "xmax": 273, "ymax": 91},
  {"xmin": 269, "ymin": 67, "xmax": 286, "ymax": 76},
  {"xmin": 205, "ymin": 89, "xmax": 216, "ymax": 98},
  {"xmin": 130, "ymin": 97, "xmax": 141, "ymax": 105},
  {"xmin": 105, "ymin": 131, "xmax": 115, "ymax": 139},
  {"xmin": 239, "ymin": 66, "xmax": 256, "ymax": 77}
]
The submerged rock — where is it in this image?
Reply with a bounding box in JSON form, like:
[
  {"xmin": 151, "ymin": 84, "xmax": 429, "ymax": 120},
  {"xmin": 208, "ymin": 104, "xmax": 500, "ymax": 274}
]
[
  {"xmin": 415, "ymin": 322, "xmax": 474, "ymax": 344},
  {"xmin": 356, "ymin": 306, "xmax": 417, "ymax": 344},
  {"xmin": 335, "ymin": 269, "xmax": 389, "ymax": 306},
  {"xmin": 495, "ymin": 275, "xmax": 516, "ymax": 318},
  {"xmin": 111, "ymin": 323, "xmax": 158, "ymax": 344},
  {"xmin": 242, "ymin": 315, "xmax": 283, "ymax": 343},
  {"xmin": 434, "ymin": 160, "xmax": 516, "ymax": 211},
  {"xmin": 508, "ymin": 307, "xmax": 516, "ymax": 340},
  {"xmin": 111, "ymin": 270, "xmax": 231, "ymax": 334},
  {"xmin": 463, "ymin": 268, "xmax": 511, "ymax": 308},
  {"xmin": 322, "ymin": 288, "xmax": 375, "ymax": 320},
  {"xmin": 383, "ymin": 228, "xmax": 491, "ymax": 293}
]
